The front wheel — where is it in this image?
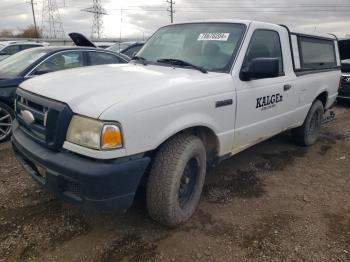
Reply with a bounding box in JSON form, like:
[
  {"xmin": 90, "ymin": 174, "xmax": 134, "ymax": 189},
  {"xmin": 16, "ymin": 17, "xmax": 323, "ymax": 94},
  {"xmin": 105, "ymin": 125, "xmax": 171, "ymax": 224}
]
[
  {"xmin": 292, "ymin": 100, "xmax": 324, "ymax": 146},
  {"xmin": 146, "ymin": 134, "xmax": 207, "ymax": 227},
  {"xmin": 0, "ymin": 102, "xmax": 14, "ymax": 143}
]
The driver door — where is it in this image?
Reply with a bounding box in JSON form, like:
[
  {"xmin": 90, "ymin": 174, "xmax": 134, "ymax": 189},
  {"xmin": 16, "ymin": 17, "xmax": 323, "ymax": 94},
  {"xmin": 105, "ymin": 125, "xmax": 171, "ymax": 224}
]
[{"xmin": 232, "ymin": 26, "xmax": 297, "ymax": 152}]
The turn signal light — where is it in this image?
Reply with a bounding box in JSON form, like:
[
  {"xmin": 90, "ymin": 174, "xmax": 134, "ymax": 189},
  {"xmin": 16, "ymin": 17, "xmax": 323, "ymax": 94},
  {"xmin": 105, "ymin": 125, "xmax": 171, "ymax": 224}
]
[{"xmin": 101, "ymin": 125, "xmax": 123, "ymax": 149}]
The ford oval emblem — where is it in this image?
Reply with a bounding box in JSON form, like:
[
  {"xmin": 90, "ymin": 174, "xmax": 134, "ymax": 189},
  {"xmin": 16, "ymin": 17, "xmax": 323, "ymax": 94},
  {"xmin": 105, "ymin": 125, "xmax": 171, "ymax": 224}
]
[{"xmin": 21, "ymin": 110, "xmax": 35, "ymax": 125}]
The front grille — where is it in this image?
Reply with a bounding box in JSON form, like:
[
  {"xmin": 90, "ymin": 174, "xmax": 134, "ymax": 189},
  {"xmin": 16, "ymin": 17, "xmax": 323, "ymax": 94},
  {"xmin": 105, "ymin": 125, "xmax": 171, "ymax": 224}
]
[
  {"xmin": 15, "ymin": 89, "xmax": 73, "ymax": 150},
  {"xmin": 16, "ymin": 96, "xmax": 48, "ymax": 141}
]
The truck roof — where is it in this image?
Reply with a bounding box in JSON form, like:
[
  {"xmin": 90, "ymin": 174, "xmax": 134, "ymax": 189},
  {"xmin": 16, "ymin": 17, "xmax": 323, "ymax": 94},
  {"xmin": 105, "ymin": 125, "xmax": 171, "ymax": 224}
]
[{"xmin": 169, "ymin": 19, "xmax": 337, "ymax": 40}]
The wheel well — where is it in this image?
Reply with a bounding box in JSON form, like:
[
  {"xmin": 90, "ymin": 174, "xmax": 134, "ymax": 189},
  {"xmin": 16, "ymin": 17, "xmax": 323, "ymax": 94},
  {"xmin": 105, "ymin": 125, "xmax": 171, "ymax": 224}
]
[
  {"xmin": 191, "ymin": 126, "xmax": 219, "ymax": 164},
  {"xmin": 139, "ymin": 126, "xmax": 219, "ymax": 188},
  {"xmin": 315, "ymin": 92, "xmax": 328, "ymax": 109},
  {"xmin": 149, "ymin": 126, "xmax": 220, "ymax": 165},
  {"xmin": 0, "ymin": 98, "xmax": 13, "ymax": 109}
]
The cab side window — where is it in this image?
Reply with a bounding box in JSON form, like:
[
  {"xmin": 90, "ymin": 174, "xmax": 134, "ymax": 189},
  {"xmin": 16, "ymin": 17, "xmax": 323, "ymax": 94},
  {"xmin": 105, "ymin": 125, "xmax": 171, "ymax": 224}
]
[
  {"xmin": 34, "ymin": 51, "xmax": 84, "ymax": 74},
  {"xmin": 88, "ymin": 51, "xmax": 123, "ymax": 65},
  {"xmin": 242, "ymin": 30, "xmax": 284, "ymax": 76},
  {"xmin": 1, "ymin": 45, "xmax": 21, "ymax": 55}
]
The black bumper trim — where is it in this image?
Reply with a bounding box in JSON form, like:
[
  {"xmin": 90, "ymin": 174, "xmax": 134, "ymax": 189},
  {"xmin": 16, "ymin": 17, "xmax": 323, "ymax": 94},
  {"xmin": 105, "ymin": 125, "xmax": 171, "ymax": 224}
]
[{"xmin": 12, "ymin": 122, "xmax": 151, "ymax": 212}]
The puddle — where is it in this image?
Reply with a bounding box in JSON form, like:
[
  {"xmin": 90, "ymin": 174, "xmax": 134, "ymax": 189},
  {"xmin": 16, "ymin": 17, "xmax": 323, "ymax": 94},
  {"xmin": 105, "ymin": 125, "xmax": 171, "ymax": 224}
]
[
  {"xmin": 204, "ymin": 169, "xmax": 265, "ymax": 203},
  {"xmin": 318, "ymin": 131, "xmax": 347, "ymax": 156},
  {"xmin": 258, "ymin": 149, "xmax": 307, "ymax": 171}
]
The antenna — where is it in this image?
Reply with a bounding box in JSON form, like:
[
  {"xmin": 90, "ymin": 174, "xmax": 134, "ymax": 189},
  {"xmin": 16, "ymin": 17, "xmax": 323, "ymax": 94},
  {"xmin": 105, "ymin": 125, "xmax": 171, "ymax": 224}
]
[
  {"xmin": 41, "ymin": 0, "xmax": 65, "ymax": 39},
  {"xmin": 82, "ymin": 0, "xmax": 107, "ymax": 39}
]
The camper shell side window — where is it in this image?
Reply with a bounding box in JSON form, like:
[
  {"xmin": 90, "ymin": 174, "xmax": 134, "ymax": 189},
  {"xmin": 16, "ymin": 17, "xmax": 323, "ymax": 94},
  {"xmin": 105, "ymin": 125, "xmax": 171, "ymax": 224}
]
[{"xmin": 290, "ymin": 33, "xmax": 340, "ymax": 74}]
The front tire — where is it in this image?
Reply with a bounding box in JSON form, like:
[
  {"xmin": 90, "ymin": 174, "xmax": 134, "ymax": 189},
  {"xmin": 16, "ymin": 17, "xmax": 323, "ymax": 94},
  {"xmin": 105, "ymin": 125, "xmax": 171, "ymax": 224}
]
[
  {"xmin": 0, "ymin": 102, "xmax": 14, "ymax": 143},
  {"xmin": 146, "ymin": 134, "xmax": 207, "ymax": 227},
  {"xmin": 292, "ymin": 100, "xmax": 324, "ymax": 146}
]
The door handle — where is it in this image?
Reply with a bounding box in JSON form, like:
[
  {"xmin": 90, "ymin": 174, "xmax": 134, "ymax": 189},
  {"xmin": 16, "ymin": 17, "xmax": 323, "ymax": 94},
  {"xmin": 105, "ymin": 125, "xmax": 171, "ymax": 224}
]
[{"xmin": 283, "ymin": 84, "xmax": 292, "ymax": 91}]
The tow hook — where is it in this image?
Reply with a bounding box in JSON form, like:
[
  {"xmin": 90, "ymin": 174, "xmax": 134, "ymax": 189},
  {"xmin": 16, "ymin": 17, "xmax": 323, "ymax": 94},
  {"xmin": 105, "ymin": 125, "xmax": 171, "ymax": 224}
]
[{"xmin": 323, "ymin": 110, "xmax": 336, "ymax": 124}]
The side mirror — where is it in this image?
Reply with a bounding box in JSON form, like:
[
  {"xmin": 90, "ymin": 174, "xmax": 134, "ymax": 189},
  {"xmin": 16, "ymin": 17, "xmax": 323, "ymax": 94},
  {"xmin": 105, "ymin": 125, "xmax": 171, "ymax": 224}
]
[
  {"xmin": 0, "ymin": 51, "xmax": 7, "ymax": 56},
  {"xmin": 240, "ymin": 58, "xmax": 279, "ymax": 81}
]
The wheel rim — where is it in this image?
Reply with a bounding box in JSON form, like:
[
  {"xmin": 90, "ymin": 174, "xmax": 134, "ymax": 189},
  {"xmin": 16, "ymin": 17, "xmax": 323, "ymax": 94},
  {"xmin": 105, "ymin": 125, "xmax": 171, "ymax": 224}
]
[
  {"xmin": 178, "ymin": 157, "xmax": 200, "ymax": 208},
  {"xmin": 0, "ymin": 106, "xmax": 13, "ymax": 141},
  {"xmin": 309, "ymin": 109, "xmax": 321, "ymax": 136}
]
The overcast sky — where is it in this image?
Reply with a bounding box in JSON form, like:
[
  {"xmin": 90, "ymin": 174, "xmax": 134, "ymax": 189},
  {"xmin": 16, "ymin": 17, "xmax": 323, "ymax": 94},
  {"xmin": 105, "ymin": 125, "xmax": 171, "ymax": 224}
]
[{"xmin": 1, "ymin": 0, "xmax": 349, "ymax": 39}]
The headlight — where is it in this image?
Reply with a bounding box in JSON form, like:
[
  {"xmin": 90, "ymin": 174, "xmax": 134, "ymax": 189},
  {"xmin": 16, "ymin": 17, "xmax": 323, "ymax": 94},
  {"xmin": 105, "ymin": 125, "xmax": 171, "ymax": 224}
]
[{"xmin": 66, "ymin": 115, "xmax": 123, "ymax": 150}]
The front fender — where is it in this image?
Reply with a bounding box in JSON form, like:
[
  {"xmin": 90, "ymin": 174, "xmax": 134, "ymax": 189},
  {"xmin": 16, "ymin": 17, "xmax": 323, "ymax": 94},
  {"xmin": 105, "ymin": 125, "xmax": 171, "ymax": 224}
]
[
  {"xmin": 150, "ymin": 112, "xmax": 220, "ymax": 149},
  {"xmin": 121, "ymin": 94, "xmax": 236, "ymax": 156}
]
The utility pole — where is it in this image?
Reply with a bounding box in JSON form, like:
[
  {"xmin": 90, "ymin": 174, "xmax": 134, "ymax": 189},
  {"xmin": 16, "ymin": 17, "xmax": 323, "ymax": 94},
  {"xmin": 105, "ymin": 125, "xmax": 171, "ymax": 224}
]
[
  {"xmin": 28, "ymin": 0, "xmax": 39, "ymax": 37},
  {"xmin": 82, "ymin": 0, "xmax": 107, "ymax": 39},
  {"xmin": 167, "ymin": 0, "xmax": 175, "ymax": 23}
]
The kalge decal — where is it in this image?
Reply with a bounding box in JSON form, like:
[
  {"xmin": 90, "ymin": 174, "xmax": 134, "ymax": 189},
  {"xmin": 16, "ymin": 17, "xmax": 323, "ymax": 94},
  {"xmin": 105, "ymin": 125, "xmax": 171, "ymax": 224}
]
[{"xmin": 256, "ymin": 93, "xmax": 283, "ymax": 110}]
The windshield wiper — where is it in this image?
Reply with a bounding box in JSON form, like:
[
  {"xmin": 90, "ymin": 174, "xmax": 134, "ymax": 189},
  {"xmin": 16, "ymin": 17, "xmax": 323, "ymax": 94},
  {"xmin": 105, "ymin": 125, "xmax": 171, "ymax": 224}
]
[
  {"xmin": 131, "ymin": 55, "xmax": 148, "ymax": 65},
  {"xmin": 157, "ymin": 58, "xmax": 207, "ymax": 74}
]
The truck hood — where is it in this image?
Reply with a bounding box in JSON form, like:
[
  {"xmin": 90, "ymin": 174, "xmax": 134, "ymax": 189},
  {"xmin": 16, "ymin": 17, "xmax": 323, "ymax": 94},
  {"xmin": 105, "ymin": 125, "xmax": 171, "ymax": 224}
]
[{"xmin": 20, "ymin": 63, "xmax": 229, "ymax": 118}]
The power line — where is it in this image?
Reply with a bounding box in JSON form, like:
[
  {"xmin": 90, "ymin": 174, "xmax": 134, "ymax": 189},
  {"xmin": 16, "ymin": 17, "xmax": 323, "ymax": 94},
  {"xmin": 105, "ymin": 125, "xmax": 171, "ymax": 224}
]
[
  {"xmin": 167, "ymin": 0, "xmax": 175, "ymax": 23},
  {"xmin": 41, "ymin": 0, "xmax": 65, "ymax": 38},
  {"xmin": 82, "ymin": 0, "xmax": 107, "ymax": 39}
]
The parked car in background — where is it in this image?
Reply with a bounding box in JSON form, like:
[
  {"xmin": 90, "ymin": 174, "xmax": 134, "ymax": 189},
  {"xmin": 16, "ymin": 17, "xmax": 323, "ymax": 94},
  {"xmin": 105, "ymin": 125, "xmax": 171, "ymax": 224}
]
[
  {"xmin": 0, "ymin": 41, "xmax": 49, "ymax": 62},
  {"xmin": 0, "ymin": 46, "xmax": 129, "ymax": 142},
  {"xmin": 94, "ymin": 42, "xmax": 115, "ymax": 49},
  {"xmin": 107, "ymin": 41, "xmax": 145, "ymax": 58},
  {"xmin": 338, "ymin": 39, "xmax": 350, "ymax": 101},
  {"xmin": 12, "ymin": 20, "xmax": 340, "ymax": 227}
]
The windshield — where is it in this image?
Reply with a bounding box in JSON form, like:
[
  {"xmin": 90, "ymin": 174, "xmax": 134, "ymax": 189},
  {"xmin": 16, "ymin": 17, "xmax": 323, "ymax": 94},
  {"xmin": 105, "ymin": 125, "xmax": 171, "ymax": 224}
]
[
  {"xmin": 137, "ymin": 23, "xmax": 246, "ymax": 72},
  {"xmin": 0, "ymin": 48, "xmax": 48, "ymax": 76},
  {"xmin": 107, "ymin": 43, "xmax": 132, "ymax": 52},
  {"xmin": 0, "ymin": 44, "xmax": 4, "ymax": 50}
]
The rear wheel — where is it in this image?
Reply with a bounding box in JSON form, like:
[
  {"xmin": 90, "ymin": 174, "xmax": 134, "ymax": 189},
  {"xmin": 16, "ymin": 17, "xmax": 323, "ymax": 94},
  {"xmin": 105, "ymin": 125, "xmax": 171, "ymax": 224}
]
[
  {"xmin": 292, "ymin": 100, "xmax": 324, "ymax": 146},
  {"xmin": 146, "ymin": 134, "xmax": 206, "ymax": 227},
  {"xmin": 0, "ymin": 102, "xmax": 14, "ymax": 143}
]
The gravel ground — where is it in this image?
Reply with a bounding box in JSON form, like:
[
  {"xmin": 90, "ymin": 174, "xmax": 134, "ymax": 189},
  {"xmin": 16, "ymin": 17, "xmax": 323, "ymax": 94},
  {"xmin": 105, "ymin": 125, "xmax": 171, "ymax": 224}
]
[{"xmin": 0, "ymin": 103, "xmax": 349, "ymax": 262}]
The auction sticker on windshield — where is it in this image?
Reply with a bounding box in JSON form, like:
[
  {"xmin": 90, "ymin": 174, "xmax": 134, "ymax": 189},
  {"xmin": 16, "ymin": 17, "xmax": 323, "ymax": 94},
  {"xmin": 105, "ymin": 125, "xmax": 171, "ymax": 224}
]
[{"xmin": 197, "ymin": 33, "xmax": 230, "ymax": 41}]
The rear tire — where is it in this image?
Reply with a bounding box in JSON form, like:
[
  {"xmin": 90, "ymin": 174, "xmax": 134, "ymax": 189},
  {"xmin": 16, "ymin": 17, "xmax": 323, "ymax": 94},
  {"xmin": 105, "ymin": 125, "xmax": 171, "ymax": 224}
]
[
  {"xmin": 146, "ymin": 134, "xmax": 206, "ymax": 227},
  {"xmin": 292, "ymin": 100, "xmax": 324, "ymax": 146},
  {"xmin": 0, "ymin": 102, "xmax": 14, "ymax": 143}
]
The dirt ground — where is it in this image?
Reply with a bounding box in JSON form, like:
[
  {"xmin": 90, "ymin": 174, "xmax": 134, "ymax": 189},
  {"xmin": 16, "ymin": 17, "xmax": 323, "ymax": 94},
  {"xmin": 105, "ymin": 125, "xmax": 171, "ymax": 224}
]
[{"xmin": 0, "ymin": 104, "xmax": 349, "ymax": 262}]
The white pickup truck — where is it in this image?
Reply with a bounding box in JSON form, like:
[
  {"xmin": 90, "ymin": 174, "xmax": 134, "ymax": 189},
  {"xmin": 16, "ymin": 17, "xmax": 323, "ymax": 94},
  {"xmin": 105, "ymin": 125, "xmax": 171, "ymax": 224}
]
[{"xmin": 12, "ymin": 20, "xmax": 341, "ymax": 227}]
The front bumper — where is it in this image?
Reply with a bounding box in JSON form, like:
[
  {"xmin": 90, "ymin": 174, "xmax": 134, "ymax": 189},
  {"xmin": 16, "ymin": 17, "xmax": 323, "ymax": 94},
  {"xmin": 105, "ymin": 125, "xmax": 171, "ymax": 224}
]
[{"xmin": 12, "ymin": 121, "xmax": 150, "ymax": 212}]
